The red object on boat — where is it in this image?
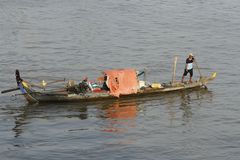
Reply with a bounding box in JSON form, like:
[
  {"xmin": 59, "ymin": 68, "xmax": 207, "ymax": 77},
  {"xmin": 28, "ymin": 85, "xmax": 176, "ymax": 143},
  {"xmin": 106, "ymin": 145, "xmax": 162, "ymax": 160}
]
[
  {"xmin": 104, "ymin": 69, "xmax": 138, "ymax": 97},
  {"xmin": 92, "ymin": 88, "xmax": 102, "ymax": 92}
]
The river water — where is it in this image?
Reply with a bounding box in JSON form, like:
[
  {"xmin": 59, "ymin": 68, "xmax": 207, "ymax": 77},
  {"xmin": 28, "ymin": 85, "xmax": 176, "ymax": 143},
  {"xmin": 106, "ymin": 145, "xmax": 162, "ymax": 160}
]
[{"xmin": 1, "ymin": 0, "xmax": 240, "ymax": 159}]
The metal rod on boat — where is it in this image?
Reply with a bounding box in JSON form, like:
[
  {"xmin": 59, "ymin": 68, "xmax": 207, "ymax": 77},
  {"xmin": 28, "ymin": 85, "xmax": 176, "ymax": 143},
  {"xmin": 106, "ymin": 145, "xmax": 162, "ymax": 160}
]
[{"xmin": 172, "ymin": 56, "xmax": 178, "ymax": 84}]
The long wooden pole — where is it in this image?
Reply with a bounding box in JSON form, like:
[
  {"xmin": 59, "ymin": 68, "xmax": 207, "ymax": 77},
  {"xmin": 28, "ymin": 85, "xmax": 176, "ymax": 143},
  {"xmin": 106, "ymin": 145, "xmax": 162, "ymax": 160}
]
[
  {"xmin": 1, "ymin": 87, "xmax": 19, "ymax": 94},
  {"xmin": 194, "ymin": 58, "xmax": 202, "ymax": 78},
  {"xmin": 172, "ymin": 56, "xmax": 178, "ymax": 84}
]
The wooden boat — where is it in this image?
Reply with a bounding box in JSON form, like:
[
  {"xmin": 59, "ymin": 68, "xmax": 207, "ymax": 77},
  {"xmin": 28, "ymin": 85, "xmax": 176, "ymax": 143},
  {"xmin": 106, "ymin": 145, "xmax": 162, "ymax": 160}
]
[
  {"xmin": 13, "ymin": 67, "xmax": 217, "ymax": 103},
  {"xmin": 1, "ymin": 56, "xmax": 216, "ymax": 103}
]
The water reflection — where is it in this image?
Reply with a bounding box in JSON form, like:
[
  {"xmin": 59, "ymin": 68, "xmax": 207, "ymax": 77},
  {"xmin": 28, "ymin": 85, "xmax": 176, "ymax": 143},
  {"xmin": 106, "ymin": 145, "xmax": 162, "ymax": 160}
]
[
  {"xmin": 180, "ymin": 92, "xmax": 193, "ymax": 122},
  {"xmin": 99, "ymin": 100, "xmax": 138, "ymax": 133},
  {"xmin": 102, "ymin": 100, "xmax": 137, "ymax": 119},
  {"xmin": 12, "ymin": 106, "xmax": 28, "ymax": 138},
  {"xmin": 11, "ymin": 89, "xmax": 213, "ymax": 137},
  {"xmin": 11, "ymin": 103, "xmax": 89, "ymax": 137},
  {"xmin": 165, "ymin": 89, "xmax": 213, "ymax": 125},
  {"xmin": 11, "ymin": 99, "xmax": 140, "ymax": 137}
]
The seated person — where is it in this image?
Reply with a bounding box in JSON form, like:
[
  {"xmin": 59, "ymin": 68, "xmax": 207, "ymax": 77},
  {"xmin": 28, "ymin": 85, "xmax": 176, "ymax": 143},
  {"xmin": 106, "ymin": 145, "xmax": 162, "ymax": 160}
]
[
  {"xmin": 101, "ymin": 74, "xmax": 110, "ymax": 91},
  {"xmin": 78, "ymin": 77, "xmax": 91, "ymax": 93}
]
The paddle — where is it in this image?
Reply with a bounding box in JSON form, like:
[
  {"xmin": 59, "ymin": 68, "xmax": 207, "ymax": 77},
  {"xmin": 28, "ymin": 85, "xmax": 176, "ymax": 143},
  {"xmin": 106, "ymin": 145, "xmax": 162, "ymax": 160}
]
[{"xmin": 1, "ymin": 87, "xmax": 19, "ymax": 94}]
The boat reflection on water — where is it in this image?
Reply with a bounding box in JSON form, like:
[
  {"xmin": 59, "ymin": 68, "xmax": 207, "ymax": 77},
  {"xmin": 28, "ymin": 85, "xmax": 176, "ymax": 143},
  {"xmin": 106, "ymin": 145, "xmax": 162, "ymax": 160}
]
[
  {"xmin": 164, "ymin": 88, "xmax": 213, "ymax": 126},
  {"xmin": 11, "ymin": 89, "xmax": 213, "ymax": 137},
  {"xmin": 103, "ymin": 101, "xmax": 137, "ymax": 119},
  {"xmin": 12, "ymin": 107, "xmax": 28, "ymax": 138},
  {"xmin": 180, "ymin": 89, "xmax": 213, "ymax": 121},
  {"xmin": 11, "ymin": 103, "xmax": 89, "ymax": 138},
  {"xmin": 11, "ymin": 99, "xmax": 140, "ymax": 137},
  {"xmin": 99, "ymin": 100, "xmax": 138, "ymax": 133}
]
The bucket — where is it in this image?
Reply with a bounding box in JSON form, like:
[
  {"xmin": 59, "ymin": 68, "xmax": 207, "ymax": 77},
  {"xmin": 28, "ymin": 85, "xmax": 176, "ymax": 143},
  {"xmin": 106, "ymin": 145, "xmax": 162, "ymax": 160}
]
[
  {"xmin": 151, "ymin": 83, "xmax": 162, "ymax": 89},
  {"xmin": 139, "ymin": 81, "xmax": 145, "ymax": 88}
]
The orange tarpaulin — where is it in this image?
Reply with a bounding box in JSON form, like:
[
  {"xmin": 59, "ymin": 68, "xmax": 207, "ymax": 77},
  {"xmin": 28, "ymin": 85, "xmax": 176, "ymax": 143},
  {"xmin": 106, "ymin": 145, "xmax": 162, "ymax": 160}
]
[{"xmin": 104, "ymin": 69, "xmax": 138, "ymax": 97}]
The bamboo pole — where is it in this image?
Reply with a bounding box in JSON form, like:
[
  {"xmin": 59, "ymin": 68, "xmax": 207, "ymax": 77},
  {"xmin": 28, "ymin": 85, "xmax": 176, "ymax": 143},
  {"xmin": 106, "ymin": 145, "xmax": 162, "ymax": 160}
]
[
  {"xmin": 194, "ymin": 58, "xmax": 202, "ymax": 78},
  {"xmin": 172, "ymin": 56, "xmax": 178, "ymax": 84}
]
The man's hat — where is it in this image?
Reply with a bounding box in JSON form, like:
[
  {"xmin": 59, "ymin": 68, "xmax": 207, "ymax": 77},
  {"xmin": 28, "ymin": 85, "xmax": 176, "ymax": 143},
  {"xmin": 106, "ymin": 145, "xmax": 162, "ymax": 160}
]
[{"xmin": 189, "ymin": 53, "xmax": 194, "ymax": 57}]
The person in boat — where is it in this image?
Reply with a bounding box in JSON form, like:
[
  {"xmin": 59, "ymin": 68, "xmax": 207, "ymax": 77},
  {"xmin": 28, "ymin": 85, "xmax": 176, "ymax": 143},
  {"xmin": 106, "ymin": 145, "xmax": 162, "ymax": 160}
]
[
  {"xmin": 101, "ymin": 74, "xmax": 110, "ymax": 91},
  {"xmin": 78, "ymin": 77, "xmax": 91, "ymax": 93},
  {"xmin": 181, "ymin": 53, "xmax": 195, "ymax": 83}
]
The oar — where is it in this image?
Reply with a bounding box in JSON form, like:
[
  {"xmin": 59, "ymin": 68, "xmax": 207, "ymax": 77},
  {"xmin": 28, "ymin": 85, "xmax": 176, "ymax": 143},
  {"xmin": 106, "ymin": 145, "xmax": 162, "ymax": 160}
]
[
  {"xmin": 194, "ymin": 58, "xmax": 203, "ymax": 78},
  {"xmin": 1, "ymin": 87, "xmax": 19, "ymax": 94}
]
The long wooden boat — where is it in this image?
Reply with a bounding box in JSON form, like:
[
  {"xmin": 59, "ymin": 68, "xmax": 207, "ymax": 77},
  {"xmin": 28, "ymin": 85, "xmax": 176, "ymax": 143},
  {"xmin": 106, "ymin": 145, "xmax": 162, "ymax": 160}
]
[{"xmin": 13, "ymin": 68, "xmax": 217, "ymax": 103}]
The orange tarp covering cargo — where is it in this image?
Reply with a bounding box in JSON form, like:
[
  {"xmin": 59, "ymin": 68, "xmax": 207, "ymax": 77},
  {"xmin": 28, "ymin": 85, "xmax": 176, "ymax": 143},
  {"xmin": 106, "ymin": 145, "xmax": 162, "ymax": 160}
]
[{"xmin": 104, "ymin": 69, "xmax": 138, "ymax": 97}]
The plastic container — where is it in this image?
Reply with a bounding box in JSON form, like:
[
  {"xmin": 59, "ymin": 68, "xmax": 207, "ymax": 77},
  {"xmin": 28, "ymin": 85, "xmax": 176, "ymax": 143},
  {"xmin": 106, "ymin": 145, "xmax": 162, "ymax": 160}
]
[
  {"xmin": 139, "ymin": 80, "xmax": 145, "ymax": 88},
  {"xmin": 151, "ymin": 83, "xmax": 162, "ymax": 89}
]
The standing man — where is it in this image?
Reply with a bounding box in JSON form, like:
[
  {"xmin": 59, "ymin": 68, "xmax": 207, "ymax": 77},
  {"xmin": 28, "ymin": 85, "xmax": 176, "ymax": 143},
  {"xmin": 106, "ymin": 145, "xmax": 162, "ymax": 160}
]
[{"xmin": 181, "ymin": 53, "xmax": 195, "ymax": 83}]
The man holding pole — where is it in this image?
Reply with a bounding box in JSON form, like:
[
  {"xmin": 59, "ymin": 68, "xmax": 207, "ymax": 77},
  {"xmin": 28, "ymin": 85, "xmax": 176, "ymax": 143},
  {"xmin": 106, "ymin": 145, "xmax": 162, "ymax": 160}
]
[{"xmin": 181, "ymin": 53, "xmax": 195, "ymax": 83}]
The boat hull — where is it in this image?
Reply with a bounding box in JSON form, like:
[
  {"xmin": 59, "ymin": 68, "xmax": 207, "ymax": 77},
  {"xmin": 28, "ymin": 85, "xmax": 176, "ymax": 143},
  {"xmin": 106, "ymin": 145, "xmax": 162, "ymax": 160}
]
[{"xmin": 20, "ymin": 72, "xmax": 216, "ymax": 103}]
